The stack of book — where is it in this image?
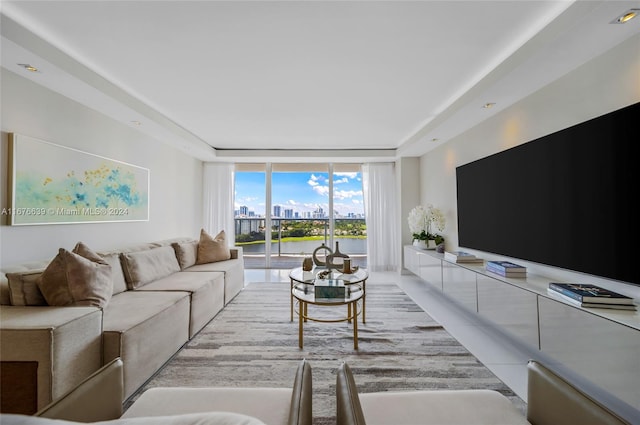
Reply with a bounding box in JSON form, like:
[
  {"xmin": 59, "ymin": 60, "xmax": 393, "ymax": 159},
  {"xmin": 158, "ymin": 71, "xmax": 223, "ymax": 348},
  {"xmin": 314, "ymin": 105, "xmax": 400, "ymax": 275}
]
[
  {"xmin": 548, "ymin": 283, "xmax": 637, "ymax": 311},
  {"xmin": 486, "ymin": 260, "xmax": 526, "ymax": 278},
  {"xmin": 444, "ymin": 251, "xmax": 483, "ymax": 263}
]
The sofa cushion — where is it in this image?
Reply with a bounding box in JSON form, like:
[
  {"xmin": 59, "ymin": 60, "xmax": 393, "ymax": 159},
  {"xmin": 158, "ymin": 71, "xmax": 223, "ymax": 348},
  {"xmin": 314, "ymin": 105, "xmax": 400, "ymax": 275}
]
[
  {"xmin": 6, "ymin": 270, "xmax": 47, "ymax": 306},
  {"xmin": 38, "ymin": 244, "xmax": 113, "ymax": 308},
  {"xmin": 135, "ymin": 271, "xmax": 225, "ymax": 337},
  {"xmin": 196, "ymin": 229, "xmax": 231, "ymax": 264},
  {"xmin": 1, "ymin": 412, "xmax": 267, "ymax": 425},
  {"xmin": 121, "ymin": 388, "xmax": 292, "ymax": 425},
  {"xmin": 358, "ymin": 390, "xmax": 531, "ymax": 425},
  {"xmin": 172, "ymin": 241, "xmax": 198, "ymax": 270},
  {"xmin": 120, "ymin": 246, "xmax": 181, "ymax": 289},
  {"xmin": 183, "ymin": 258, "xmax": 244, "ymax": 305},
  {"xmin": 102, "ymin": 291, "xmax": 190, "ymax": 399}
]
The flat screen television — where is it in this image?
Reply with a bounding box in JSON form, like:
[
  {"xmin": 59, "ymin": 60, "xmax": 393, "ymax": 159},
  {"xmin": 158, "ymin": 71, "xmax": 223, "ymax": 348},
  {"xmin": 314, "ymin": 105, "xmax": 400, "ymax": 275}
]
[{"xmin": 456, "ymin": 102, "xmax": 638, "ymax": 286}]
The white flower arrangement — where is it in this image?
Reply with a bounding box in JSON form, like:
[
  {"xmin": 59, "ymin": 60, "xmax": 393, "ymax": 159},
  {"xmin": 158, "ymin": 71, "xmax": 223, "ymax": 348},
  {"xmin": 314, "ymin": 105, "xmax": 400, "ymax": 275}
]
[{"xmin": 408, "ymin": 204, "xmax": 445, "ymax": 244}]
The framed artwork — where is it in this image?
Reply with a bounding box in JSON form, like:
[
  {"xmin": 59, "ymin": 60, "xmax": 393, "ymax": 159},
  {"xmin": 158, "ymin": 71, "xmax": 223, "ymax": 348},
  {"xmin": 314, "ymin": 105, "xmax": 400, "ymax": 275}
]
[{"xmin": 7, "ymin": 133, "xmax": 149, "ymax": 225}]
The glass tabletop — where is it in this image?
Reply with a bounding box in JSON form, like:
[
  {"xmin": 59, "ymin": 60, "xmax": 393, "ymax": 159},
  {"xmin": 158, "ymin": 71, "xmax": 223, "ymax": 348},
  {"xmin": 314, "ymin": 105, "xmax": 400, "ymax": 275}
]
[
  {"xmin": 289, "ymin": 266, "xmax": 368, "ymax": 285},
  {"xmin": 291, "ymin": 280, "xmax": 363, "ymax": 305}
]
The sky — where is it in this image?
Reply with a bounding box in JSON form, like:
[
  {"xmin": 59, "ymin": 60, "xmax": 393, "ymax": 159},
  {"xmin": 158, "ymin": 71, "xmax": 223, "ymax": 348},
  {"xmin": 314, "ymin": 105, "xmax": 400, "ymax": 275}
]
[{"xmin": 234, "ymin": 171, "xmax": 364, "ymax": 217}]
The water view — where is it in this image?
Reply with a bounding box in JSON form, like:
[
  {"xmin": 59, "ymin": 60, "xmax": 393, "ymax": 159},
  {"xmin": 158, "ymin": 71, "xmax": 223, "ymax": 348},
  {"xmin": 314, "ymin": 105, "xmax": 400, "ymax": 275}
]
[{"xmin": 240, "ymin": 238, "xmax": 366, "ymax": 255}]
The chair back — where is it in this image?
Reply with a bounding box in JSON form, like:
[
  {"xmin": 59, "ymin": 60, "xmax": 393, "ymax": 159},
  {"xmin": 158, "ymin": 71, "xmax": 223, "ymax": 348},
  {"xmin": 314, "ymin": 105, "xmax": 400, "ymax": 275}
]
[
  {"xmin": 527, "ymin": 360, "xmax": 630, "ymax": 425},
  {"xmin": 36, "ymin": 358, "xmax": 124, "ymax": 422}
]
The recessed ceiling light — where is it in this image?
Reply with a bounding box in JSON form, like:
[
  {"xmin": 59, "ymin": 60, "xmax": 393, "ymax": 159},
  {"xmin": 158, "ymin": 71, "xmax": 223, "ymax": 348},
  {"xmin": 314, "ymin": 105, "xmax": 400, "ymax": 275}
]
[
  {"xmin": 431, "ymin": 138, "xmax": 439, "ymax": 142},
  {"xmin": 17, "ymin": 63, "xmax": 39, "ymax": 72},
  {"xmin": 131, "ymin": 120, "xmax": 142, "ymax": 126},
  {"xmin": 482, "ymin": 103, "xmax": 496, "ymax": 109},
  {"xmin": 611, "ymin": 9, "xmax": 639, "ymax": 24}
]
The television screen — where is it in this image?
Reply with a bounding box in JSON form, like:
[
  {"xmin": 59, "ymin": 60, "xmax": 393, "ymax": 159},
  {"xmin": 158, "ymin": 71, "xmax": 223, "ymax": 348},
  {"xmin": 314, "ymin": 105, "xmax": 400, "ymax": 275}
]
[{"xmin": 456, "ymin": 102, "xmax": 638, "ymax": 286}]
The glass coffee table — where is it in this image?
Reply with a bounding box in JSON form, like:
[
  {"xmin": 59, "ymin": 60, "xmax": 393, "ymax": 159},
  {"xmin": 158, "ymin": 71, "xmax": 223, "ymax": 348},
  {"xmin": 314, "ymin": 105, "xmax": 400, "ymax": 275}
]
[
  {"xmin": 288, "ymin": 267, "xmax": 369, "ymax": 322},
  {"xmin": 291, "ymin": 280, "xmax": 364, "ymax": 349}
]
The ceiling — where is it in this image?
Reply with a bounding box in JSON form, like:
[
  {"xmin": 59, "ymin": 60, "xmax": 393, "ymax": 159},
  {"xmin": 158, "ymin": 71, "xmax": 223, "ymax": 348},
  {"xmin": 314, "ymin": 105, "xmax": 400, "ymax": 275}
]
[{"xmin": 1, "ymin": 1, "xmax": 639, "ymax": 162}]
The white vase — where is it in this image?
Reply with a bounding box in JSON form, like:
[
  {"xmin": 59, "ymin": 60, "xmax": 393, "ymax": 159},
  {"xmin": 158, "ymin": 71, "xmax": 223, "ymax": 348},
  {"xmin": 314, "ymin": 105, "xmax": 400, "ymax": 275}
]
[{"xmin": 413, "ymin": 239, "xmax": 427, "ymax": 249}]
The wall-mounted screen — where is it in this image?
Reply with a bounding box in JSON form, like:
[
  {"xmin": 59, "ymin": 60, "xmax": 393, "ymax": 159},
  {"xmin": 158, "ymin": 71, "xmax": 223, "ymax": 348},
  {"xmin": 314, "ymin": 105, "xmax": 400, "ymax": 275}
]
[{"xmin": 456, "ymin": 102, "xmax": 638, "ymax": 286}]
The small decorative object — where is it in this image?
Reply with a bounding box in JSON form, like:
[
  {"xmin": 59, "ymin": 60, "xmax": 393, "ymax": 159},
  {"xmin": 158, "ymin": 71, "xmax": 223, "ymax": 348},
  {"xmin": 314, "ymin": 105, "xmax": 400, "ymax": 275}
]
[
  {"xmin": 312, "ymin": 243, "xmax": 333, "ymax": 266},
  {"xmin": 314, "ymin": 279, "xmax": 346, "ymax": 299},
  {"xmin": 435, "ymin": 243, "xmax": 445, "ymax": 254},
  {"xmin": 342, "ymin": 258, "xmax": 352, "ymax": 274},
  {"xmin": 317, "ymin": 269, "xmax": 331, "ymax": 280},
  {"xmin": 327, "ymin": 241, "xmax": 349, "ymax": 270},
  {"xmin": 302, "ymin": 256, "xmax": 313, "ymax": 271},
  {"xmin": 408, "ymin": 204, "xmax": 446, "ymax": 250}
]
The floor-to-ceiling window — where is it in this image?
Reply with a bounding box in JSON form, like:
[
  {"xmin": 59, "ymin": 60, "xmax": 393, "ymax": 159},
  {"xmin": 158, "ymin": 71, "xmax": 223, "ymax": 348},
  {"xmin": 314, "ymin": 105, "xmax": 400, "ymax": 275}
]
[
  {"xmin": 234, "ymin": 163, "xmax": 366, "ymax": 269},
  {"xmin": 234, "ymin": 164, "xmax": 267, "ymax": 268}
]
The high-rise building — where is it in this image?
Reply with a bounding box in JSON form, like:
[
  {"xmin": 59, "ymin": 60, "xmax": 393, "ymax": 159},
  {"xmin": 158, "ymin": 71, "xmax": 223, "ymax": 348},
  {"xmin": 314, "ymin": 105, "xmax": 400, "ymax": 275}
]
[
  {"xmin": 273, "ymin": 205, "xmax": 282, "ymax": 217},
  {"xmin": 240, "ymin": 205, "xmax": 248, "ymax": 216},
  {"xmin": 284, "ymin": 209, "xmax": 293, "ymax": 218}
]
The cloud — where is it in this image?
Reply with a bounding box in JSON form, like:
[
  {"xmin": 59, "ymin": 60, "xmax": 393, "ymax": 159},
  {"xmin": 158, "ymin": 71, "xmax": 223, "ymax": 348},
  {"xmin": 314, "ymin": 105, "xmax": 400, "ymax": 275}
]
[
  {"xmin": 335, "ymin": 172, "xmax": 358, "ymax": 179},
  {"xmin": 334, "ymin": 189, "xmax": 363, "ymax": 200},
  {"xmin": 308, "ymin": 174, "xmax": 326, "ymax": 187},
  {"xmin": 334, "ymin": 177, "xmax": 349, "ymax": 184},
  {"xmin": 308, "ymin": 174, "xmax": 330, "ymax": 196},
  {"xmin": 312, "ymin": 185, "xmax": 330, "ymax": 197},
  {"xmin": 236, "ymin": 196, "xmax": 259, "ymax": 203}
]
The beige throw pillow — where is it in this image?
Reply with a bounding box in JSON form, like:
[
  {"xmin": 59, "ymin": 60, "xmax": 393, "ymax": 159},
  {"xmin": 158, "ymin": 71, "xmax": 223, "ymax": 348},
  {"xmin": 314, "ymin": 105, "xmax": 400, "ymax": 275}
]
[
  {"xmin": 196, "ymin": 229, "xmax": 231, "ymax": 264},
  {"xmin": 172, "ymin": 241, "xmax": 198, "ymax": 270},
  {"xmin": 6, "ymin": 270, "xmax": 47, "ymax": 306},
  {"xmin": 100, "ymin": 252, "xmax": 128, "ymax": 296},
  {"xmin": 120, "ymin": 246, "xmax": 181, "ymax": 289},
  {"xmin": 37, "ymin": 242, "xmax": 113, "ymax": 308}
]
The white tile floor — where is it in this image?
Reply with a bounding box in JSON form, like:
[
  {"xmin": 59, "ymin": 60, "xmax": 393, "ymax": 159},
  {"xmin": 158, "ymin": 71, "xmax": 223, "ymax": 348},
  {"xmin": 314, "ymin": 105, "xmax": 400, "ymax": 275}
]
[{"xmin": 244, "ymin": 268, "xmax": 536, "ymax": 402}]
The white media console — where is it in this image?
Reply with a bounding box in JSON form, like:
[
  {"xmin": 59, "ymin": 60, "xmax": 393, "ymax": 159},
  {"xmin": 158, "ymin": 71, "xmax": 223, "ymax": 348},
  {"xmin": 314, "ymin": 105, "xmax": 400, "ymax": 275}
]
[{"xmin": 404, "ymin": 245, "xmax": 640, "ymax": 411}]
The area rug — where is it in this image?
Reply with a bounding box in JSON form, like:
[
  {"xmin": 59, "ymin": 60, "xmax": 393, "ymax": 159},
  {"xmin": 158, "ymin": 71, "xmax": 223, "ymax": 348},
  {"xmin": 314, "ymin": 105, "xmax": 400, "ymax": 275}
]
[{"xmin": 130, "ymin": 282, "xmax": 525, "ymax": 424}]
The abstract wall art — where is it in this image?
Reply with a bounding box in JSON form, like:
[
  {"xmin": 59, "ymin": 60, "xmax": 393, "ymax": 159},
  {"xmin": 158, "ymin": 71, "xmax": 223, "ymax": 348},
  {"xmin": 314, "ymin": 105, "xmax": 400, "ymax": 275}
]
[{"xmin": 7, "ymin": 133, "xmax": 149, "ymax": 225}]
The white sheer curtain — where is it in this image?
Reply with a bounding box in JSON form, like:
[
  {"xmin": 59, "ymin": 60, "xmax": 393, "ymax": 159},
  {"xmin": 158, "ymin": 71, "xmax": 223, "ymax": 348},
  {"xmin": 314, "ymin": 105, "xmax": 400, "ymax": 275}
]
[
  {"xmin": 362, "ymin": 162, "xmax": 399, "ymax": 272},
  {"xmin": 202, "ymin": 163, "xmax": 235, "ymax": 243}
]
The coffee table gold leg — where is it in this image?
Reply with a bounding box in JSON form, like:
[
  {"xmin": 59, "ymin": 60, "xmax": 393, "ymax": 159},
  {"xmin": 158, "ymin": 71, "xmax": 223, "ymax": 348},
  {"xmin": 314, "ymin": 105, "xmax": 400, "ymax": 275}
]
[
  {"xmin": 347, "ymin": 303, "xmax": 352, "ymax": 323},
  {"xmin": 362, "ymin": 280, "xmax": 366, "ymax": 323},
  {"xmin": 299, "ymin": 301, "xmax": 304, "ymax": 349},
  {"xmin": 353, "ymin": 301, "xmax": 358, "ymax": 350}
]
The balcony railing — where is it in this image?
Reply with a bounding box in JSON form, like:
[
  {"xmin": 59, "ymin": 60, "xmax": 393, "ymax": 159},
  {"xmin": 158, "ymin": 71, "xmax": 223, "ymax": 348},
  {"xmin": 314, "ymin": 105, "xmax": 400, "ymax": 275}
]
[{"xmin": 234, "ymin": 217, "xmax": 367, "ymax": 256}]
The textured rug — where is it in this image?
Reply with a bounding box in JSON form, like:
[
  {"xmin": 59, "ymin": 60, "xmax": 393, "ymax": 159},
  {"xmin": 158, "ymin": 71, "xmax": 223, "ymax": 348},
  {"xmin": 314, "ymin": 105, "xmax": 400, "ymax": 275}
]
[{"xmin": 130, "ymin": 282, "xmax": 525, "ymax": 424}]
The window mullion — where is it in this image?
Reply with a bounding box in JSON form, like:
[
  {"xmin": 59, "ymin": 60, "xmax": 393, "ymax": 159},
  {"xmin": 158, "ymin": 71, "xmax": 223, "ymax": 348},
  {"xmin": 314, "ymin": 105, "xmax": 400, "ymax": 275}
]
[
  {"xmin": 265, "ymin": 163, "xmax": 272, "ymax": 268},
  {"xmin": 328, "ymin": 163, "xmax": 334, "ymax": 249}
]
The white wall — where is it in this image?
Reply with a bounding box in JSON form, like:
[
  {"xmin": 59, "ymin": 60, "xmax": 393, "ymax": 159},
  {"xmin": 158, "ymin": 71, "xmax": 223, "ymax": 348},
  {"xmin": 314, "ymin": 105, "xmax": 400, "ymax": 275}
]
[
  {"xmin": 0, "ymin": 69, "xmax": 203, "ymax": 266},
  {"xmin": 418, "ymin": 34, "xmax": 640, "ymax": 298},
  {"xmin": 396, "ymin": 157, "xmax": 420, "ymax": 271}
]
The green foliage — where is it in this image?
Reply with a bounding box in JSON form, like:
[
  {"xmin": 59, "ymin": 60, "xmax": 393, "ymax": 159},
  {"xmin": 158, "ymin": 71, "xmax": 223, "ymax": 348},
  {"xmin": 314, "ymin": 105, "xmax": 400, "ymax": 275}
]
[{"xmin": 235, "ymin": 218, "xmax": 366, "ymax": 244}]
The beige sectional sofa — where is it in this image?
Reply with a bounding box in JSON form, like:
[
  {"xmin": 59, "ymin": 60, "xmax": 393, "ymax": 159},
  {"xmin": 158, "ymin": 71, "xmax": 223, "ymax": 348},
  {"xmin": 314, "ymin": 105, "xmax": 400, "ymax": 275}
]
[{"xmin": 0, "ymin": 236, "xmax": 245, "ymax": 414}]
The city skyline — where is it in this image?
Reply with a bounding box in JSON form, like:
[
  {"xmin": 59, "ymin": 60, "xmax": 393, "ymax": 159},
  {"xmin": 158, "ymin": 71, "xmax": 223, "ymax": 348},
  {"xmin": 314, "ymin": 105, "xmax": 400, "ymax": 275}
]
[{"xmin": 234, "ymin": 171, "xmax": 364, "ymax": 218}]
